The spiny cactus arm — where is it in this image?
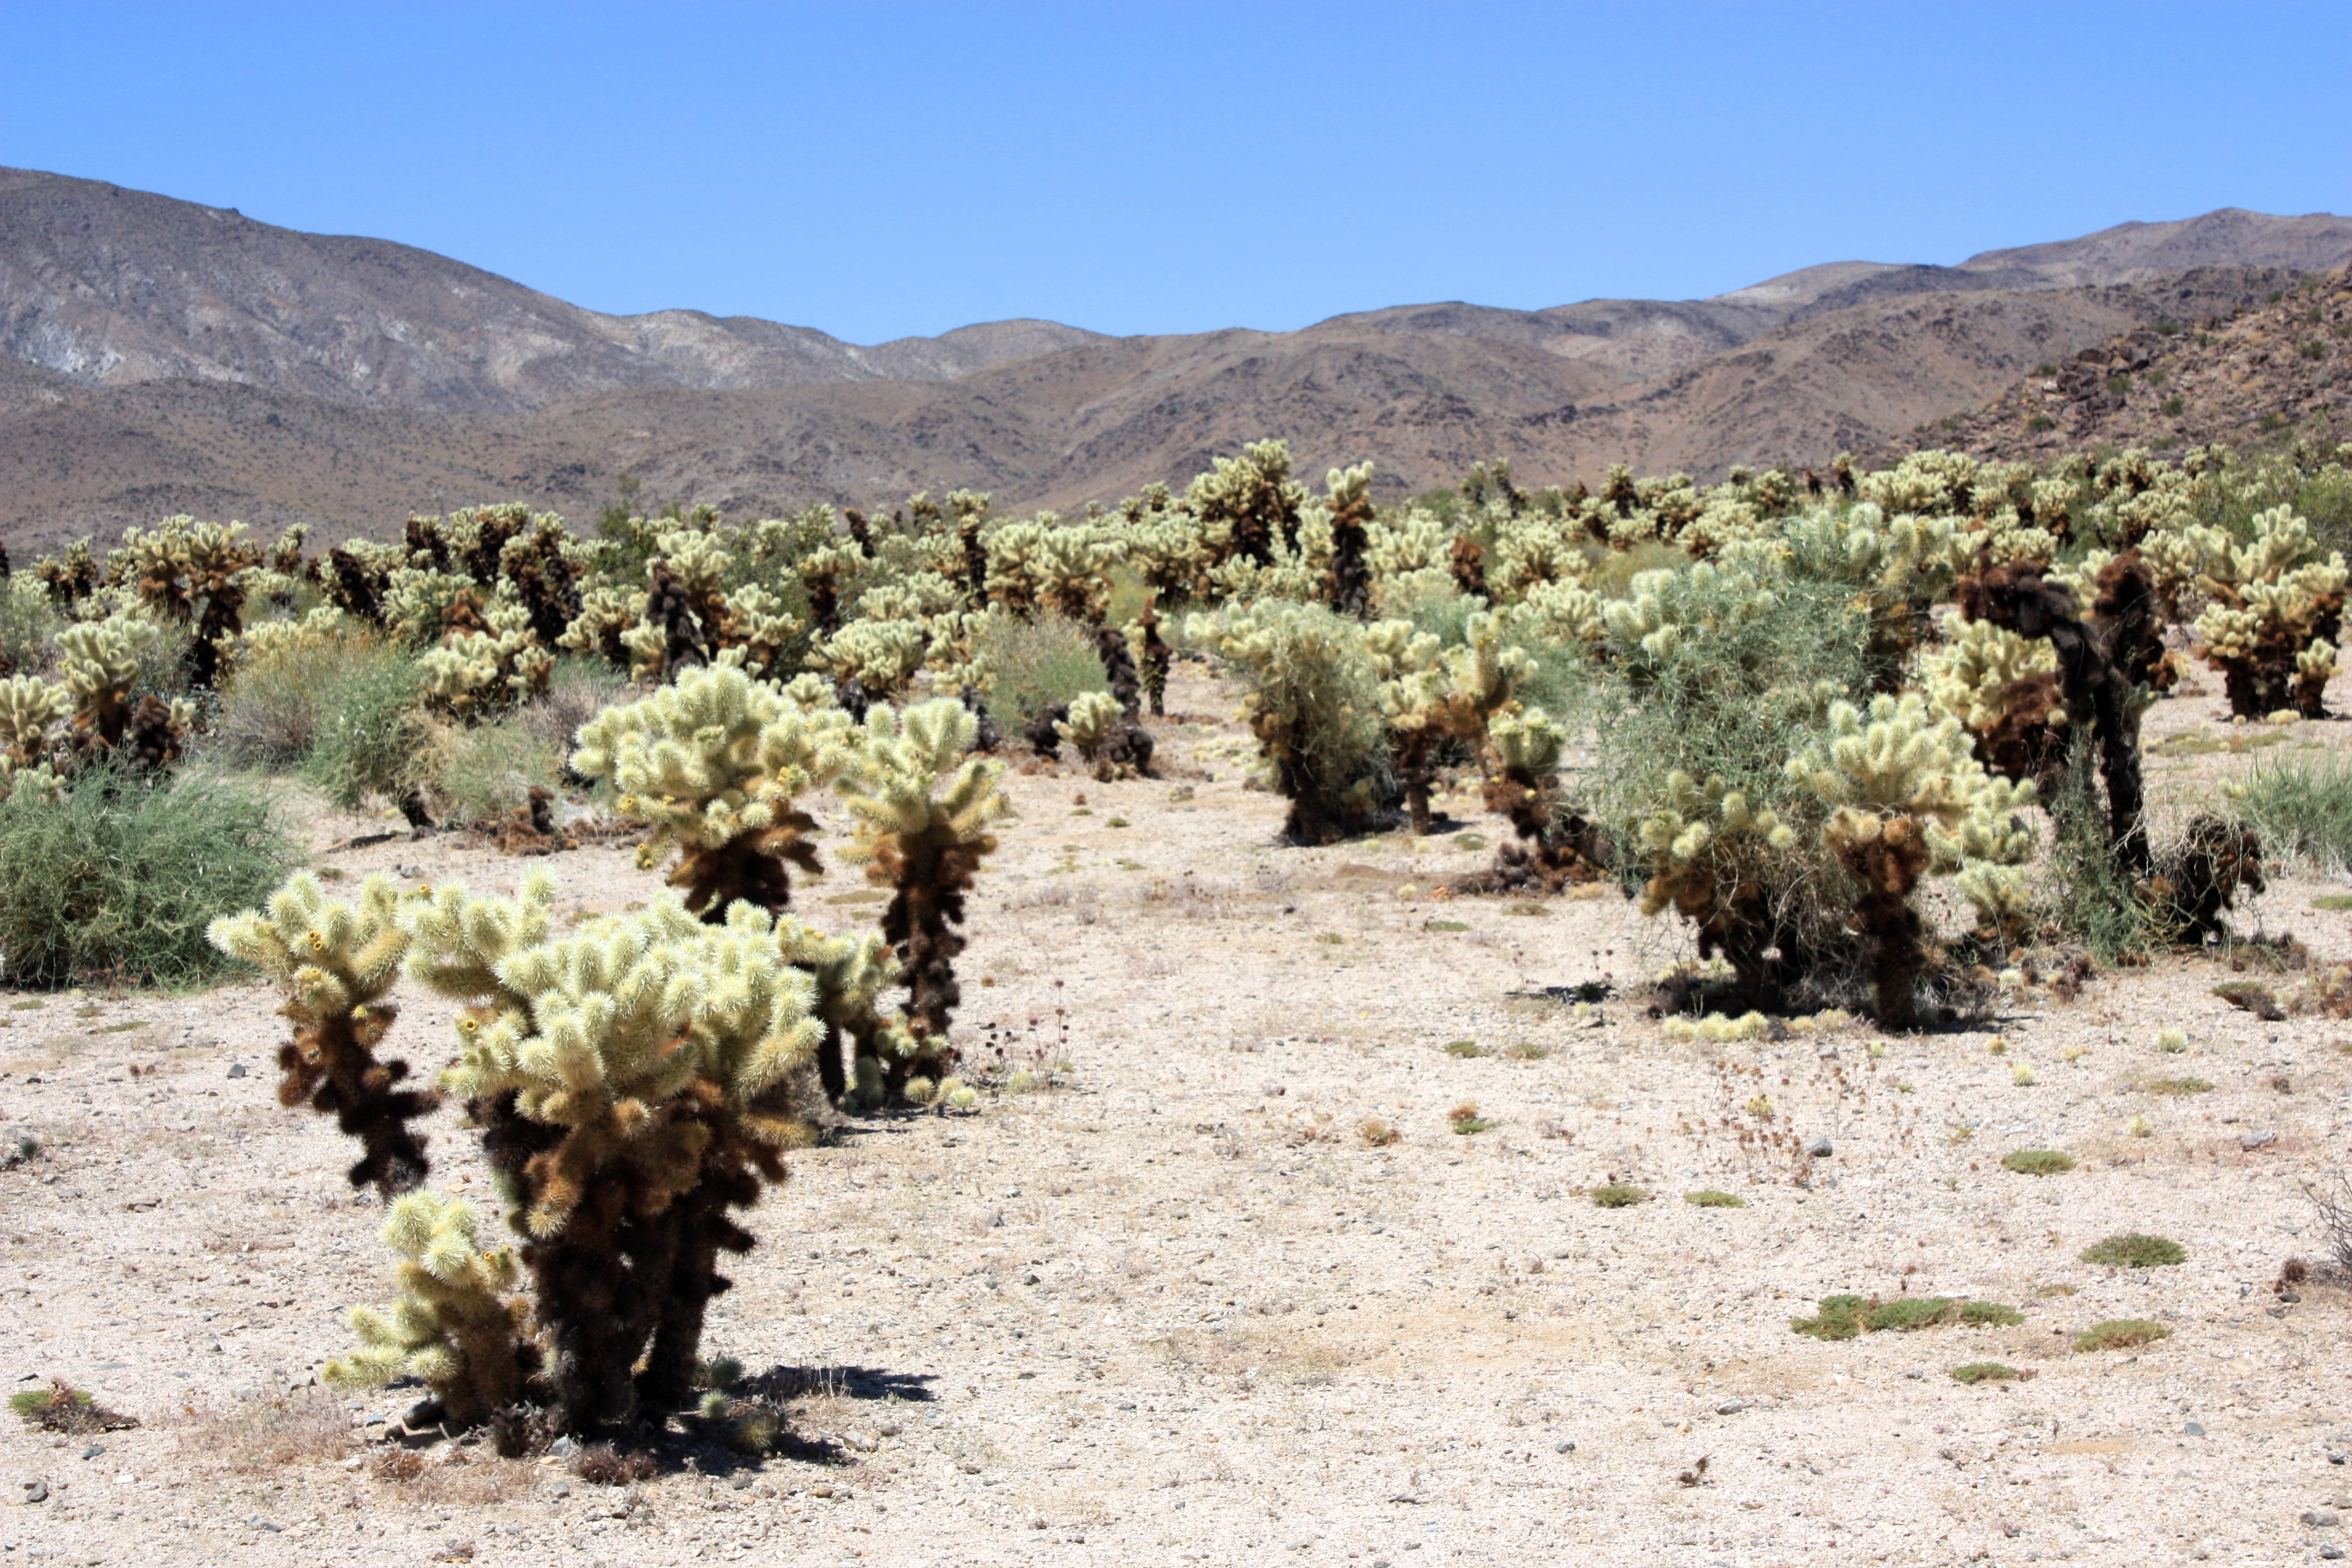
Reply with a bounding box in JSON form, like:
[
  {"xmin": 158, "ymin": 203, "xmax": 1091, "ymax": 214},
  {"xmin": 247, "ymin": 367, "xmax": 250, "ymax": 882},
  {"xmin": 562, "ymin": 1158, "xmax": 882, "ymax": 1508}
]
[
  {"xmin": 326, "ymin": 1191, "xmax": 526, "ymax": 1425},
  {"xmin": 209, "ymin": 870, "xmax": 433, "ymax": 1194},
  {"xmin": 0, "ymin": 675, "xmax": 72, "ymax": 766},
  {"xmin": 398, "ymin": 868, "xmax": 559, "ymax": 1002},
  {"xmin": 1785, "ymin": 694, "xmax": 1987, "ymax": 825}
]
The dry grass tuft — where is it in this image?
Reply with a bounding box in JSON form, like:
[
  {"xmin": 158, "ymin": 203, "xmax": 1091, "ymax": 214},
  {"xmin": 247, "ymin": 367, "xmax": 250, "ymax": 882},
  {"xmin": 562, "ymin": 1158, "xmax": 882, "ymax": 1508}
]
[{"xmin": 179, "ymin": 1387, "xmax": 359, "ymax": 1472}]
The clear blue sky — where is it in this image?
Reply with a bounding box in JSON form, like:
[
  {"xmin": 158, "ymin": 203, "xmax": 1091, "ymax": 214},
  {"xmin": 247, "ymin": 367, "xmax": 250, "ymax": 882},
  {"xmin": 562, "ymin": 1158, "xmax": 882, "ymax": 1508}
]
[{"xmin": 6, "ymin": 2, "xmax": 2348, "ymax": 344}]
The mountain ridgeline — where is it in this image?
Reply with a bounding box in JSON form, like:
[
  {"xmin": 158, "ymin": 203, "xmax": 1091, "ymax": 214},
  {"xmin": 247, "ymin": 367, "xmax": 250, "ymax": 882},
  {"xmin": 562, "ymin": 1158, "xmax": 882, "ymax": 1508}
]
[{"xmin": 4, "ymin": 165, "xmax": 2349, "ymax": 551}]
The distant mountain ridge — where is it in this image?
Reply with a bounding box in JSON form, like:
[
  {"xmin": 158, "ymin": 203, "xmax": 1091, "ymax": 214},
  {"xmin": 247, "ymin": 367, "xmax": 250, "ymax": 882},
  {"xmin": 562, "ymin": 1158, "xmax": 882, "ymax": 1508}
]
[
  {"xmin": 0, "ymin": 167, "xmax": 1103, "ymax": 410},
  {"xmin": 3, "ymin": 166, "xmax": 2348, "ymax": 550}
]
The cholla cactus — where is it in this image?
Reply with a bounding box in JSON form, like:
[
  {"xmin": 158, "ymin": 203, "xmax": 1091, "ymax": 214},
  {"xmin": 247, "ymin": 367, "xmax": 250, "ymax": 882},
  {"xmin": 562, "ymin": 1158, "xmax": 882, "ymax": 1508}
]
[
  {"xmin": 1322, "ymin": 462, "xmax": 1376, "ymax": 616},
  {"xmin": 1509, "ymin": 578, "xmax": 1608, "ymax": 646},
  {"xmin": 383, "ymin": 566, "xmax": 481, "ymax": 647},
  {"xmin": 330, "ymin": 1191, "xmax": 529, "ymax": 1428},
  {"xmin": 557, "ymin": 584, "xmax": 641, "ymax": 669},
  {"xmin": 798, "ymin": 539, "xmax": 868, "ymax": 636},
  {"xmin": 571, "ymin": 663, "xmax": 853, "ymax": 918},
  {"xmin": 805, "ymin": 616, "xmax": 930, "ymax": 700},
  {"xmin": 54, "ymin": 614, "xmax": 159, "ymax": 754},
  {"xmin": 774, "ymin": 913, "xmax": 901, "ymax": 1105},
  {"xmin": 206, "ymin": 872, "xmax": 434, "ymax": 1194},
  {"xmin": 1374, "ymin": 611, "xmax": 1531, "ymax": 835},
  {"xmin": 987, "ymin": 521, "xmax": 1124, "ymax": 623},
  {"xmin": 1634, "ymin": 771, "xmax": 1803, "ymax": 1001},
  {"xmin": 404, "ymin": 881, "xmax": 827, "ymax": 1429},
  {"xmin": 1188, "ymin": 439, "xmax": 1306, "ymax": 569},
  {"xmin": 1457, "ymin": 706, "xmax": 1605, "ymax": 893},
  {"xmin": 417, "ymin": 595, "xmax": 553, "ymax": 718},
  {"xmin": 118, "ymin": 517, "xmax": 260, "ymax": 688},
  {"xmin": 1055, "ymin": 690, "xmax": 1126, "ymax": 779},
  {"xmin": 2187, "ymin": 506, "xmax": 2346, "ymax": 716},
  {"xmin": 1919, "ymin": 617, "xmax": 2068, "ymax": 786},
  {"xmin": 1787, "ymin": 694, "xmax": 2034, "ymax": 1025},
  {"xmin": 837, "ymin": 699, "xmax": 1010, "ymax": 1052},
  {"xmin": 0, "ymin": 674, "xmax": 69, "ymax": 772},
  {"xmin": 1187, "ymin": 600, "xmax": 1389, "ymax": 843}
]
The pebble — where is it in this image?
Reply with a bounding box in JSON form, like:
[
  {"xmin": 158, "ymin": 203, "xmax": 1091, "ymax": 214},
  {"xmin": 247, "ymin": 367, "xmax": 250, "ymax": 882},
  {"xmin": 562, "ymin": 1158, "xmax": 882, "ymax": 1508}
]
[
  {"xmin": 548, "ymin": 1436, "xmax": 579, "ymax": 1457},
  {"xmin": 2185, "ymin": 1422, "xmax": 2206, "ymax": 1436},
  {"xmin": 1716, "ymin": 1400, "xmax": 1746, "ymax": 1415},
  {"xmin": 1554, "ymin": 1440, "xmax": 1576, "ymax": 1454},
  {"xmin": 225, "ymin": 1062, "xmax": 247, "ymax": 1079},
  {"xmin": 2318, "ymin": 1546, "xmax": 2343, "ymax": 1560},
  {"xmin": 20, "ymin": 1479, "xmax": 47, "ymax": 1504},
  {"xmin": 2304, "ymin": 1511, "xmax": 2342, "ymax": 1527},
  {"xmin": 1804, "ymin": 1136, "xmax": 1833, "ymax": 1158},
  {"xmin": 2240, "ymin": 1130, "xmax": 2279, "ymax": 1151}
]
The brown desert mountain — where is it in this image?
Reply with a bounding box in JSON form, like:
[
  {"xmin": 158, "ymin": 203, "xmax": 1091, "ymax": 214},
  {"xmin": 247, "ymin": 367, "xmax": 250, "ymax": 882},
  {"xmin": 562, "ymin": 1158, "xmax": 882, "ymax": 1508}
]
[
  {"xmin": 1914, "ymin": 266, "xmax": 2352, "ymax": 464},
  {"xmin": 4, "ymin": 166, "xmax": 2349, "ymax": 552}
]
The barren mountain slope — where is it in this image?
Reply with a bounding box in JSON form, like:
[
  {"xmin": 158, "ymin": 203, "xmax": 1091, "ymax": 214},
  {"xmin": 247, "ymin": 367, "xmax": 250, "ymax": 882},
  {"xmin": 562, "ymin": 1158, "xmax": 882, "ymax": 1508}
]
[
  {"xmin": 0, "ymin": 271, "xmax": 2305, "ymax": 554},
  {"xmin": 1958, "ymin": 207, "xmax": 2352, "ymax": 286},
  {"xmin": 0, "ymin": 167, "xmax": 1100, "ymax": 411},
  {"xmin": 1546, "ymin": 267, "xmax": 2298, "ymax": 478},
  {"xmin": 6, "ymin": 167, "xmax": 2350, "ymax": 548},
  {"xmin": 1927, "ymin": 268, "xmax": 2352, "ymax": 463}
]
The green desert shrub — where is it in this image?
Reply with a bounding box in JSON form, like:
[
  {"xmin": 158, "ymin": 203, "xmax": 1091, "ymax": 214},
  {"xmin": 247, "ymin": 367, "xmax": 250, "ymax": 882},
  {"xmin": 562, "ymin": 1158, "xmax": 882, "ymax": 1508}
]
[
  {"xmin": 211, "ymin": 629, "xmax": 393, "ymax": 770},
  {"xmin": 517, "ymin": 657, "xmax": 634, "ymax": 758},
  {"xmin": 1589, "ymin": 1183, "xmax": 1647, "ymax": 1208},
  {"xmin": 2231, "ymin": 753, "xmax": 2352, "ymax": 873},
  {"xmin": 1950, "ymin": 1362, "xmax": 2031, "ymax": 1385},
  {"xmin": 2079, "ymin": 1233, "xmax": 2186, "ymax": 1267},
  {"xmin": 299, "ymin": 644, "xmax": 429, "ymax": 812},
  {"xmin": 0, "ymin": 766, "xmax": 295, "ymax": 987},
  {"xmin": 2001, "ymin": 1150, "xmax": 2076, "ymax": 1175},
  {"xmin": 976, "ymin": 612, "xmax": 1108, "ymax": 738},
  {"xmin": 418, "ymin": 715, "xmax": 565, "ymax": 826},
  {"xmin": 1793, "ymin": 1294, "xmax": 2022, "ymax": 1338},
  {"xmin": 2073, "ymin": 1319, "xmax": 2171, "ymax": 1352},
  {"xmin": 1684, "ymin": 1189, "xmax": 1746, "ymax": 1208}
]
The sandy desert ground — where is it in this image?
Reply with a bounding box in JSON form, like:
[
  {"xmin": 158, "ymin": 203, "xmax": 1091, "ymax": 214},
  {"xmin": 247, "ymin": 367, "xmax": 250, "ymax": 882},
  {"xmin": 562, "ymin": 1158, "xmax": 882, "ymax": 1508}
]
[{"xmin": 3, "ymin": 665, "xmax": 2350, "ymax": 1567}]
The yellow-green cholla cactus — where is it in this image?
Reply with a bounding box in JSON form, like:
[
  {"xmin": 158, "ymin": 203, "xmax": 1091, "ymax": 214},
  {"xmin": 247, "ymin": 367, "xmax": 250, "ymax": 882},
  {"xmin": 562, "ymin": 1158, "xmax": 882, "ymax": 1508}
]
[
  {"xmin": 1787, "ymin": 694, "xmax": 2034, "ymax": 1025},
  {"xmin": 417, "ymin": 594, "xmax": 554, "ymax": 718},
  {"xmin": 1186, "ymin": 599, "xmax": 1389, "ymax": 843},
  {"xmin": 837, "ymin": 699, "xmax": 1010, "ymax": 1050},
  {"xmin": 54, "ymin": 614, "xmax": 160, "ymax": 753},
  {"xmin": 571, "ymin": 663, "xmax": 854, "ymax": 918},
  {"xmin": 206, "ymin": 871, "xmax": 434, "ymax": 1194},
  {"xmin": 329, "ymin": 1190, "xmax": 528, "ymax": 1428}
]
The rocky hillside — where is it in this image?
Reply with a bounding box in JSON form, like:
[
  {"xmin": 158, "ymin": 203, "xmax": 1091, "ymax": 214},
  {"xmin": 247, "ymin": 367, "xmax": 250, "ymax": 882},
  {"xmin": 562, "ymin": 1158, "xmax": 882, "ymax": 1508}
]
[
  {"xmin": 4, "ymin": 167, "xmax": 2349, "ymax": 548},
  {"xmin": 1923, "ymin": 268, "xmax": 2352, "ymax": 462},
  {"xmin": 0, "ymin": 167, "xmax": 1102, "ymax": 410}
]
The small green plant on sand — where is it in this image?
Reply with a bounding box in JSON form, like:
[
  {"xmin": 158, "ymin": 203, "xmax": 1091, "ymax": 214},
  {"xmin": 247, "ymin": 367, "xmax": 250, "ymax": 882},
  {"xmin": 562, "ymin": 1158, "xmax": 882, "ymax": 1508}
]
[
  {"xmin": 2073, "ymin": 1319, "xmax": 2171, "ymax": 1352},
  {"xmin": 2141, "ymin": 1076, "xmax": 2212, "ymax": 1096},
  {"xmin": 2001, "ymin": 1150, "xmax": 2076, "ymax": 1175},
  {"xmin": 2079, "ymin": 1233, "xmax": 2186, "ymax": 1267},
  {"xmin": 1442, "ymin": 1038, "xmax": 1485, "ymax": 1058},
  {"xmin": 1950, "ymin": 1362, "xmax": 2034, "ymax": 1385},
  {"xmin": 1447, "ymin": 1101, "xmax": 1491, "ymax": 1134},
  {"xmin": 1793, "ymin": 1294, "xmax": 2022, "ymax": 1338},
  {"xmin": 1589, "ymin": 1182, "xmax": 1647, "ymax": 1208},
  {"xmin": 9, "ymin": 1380, "xmax": 134, "ymax": 1433},
  {"xmin": 1684, "ymin": 1189, "xmax": 1745, "ymax": 1208}
]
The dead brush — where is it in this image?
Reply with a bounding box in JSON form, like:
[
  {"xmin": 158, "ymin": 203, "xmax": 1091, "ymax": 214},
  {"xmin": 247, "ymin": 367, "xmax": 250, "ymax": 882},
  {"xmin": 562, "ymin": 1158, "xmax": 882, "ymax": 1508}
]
[
  {"xmin": 573, "ymin": 1443, "xmax": 661, "ymax": 1485},
  {"xmin": 179, "ymin": 1387, "xmax": 357, "ymax": 1471}
]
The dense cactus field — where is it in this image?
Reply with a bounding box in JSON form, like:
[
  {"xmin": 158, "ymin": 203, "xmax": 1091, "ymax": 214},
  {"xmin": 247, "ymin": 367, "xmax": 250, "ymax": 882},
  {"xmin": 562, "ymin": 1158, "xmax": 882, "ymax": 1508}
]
[{"xmin": 3, "ymin": 437, "xmax": 2351, "ymax": 1564}]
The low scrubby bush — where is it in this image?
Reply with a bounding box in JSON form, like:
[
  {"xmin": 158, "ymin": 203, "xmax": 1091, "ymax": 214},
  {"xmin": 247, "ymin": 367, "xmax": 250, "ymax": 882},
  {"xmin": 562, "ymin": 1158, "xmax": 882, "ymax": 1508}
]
[
  {"xmin": 298, "ymin": 642, "xmax": 431, "ymax": 820},
  {"xmin": 0, "ymin": 766, "xmax": 294, "ymax": 987},
  {"xmin": 2231, "ymin": 752, "xmax": 2352, "ymax": 872}
]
